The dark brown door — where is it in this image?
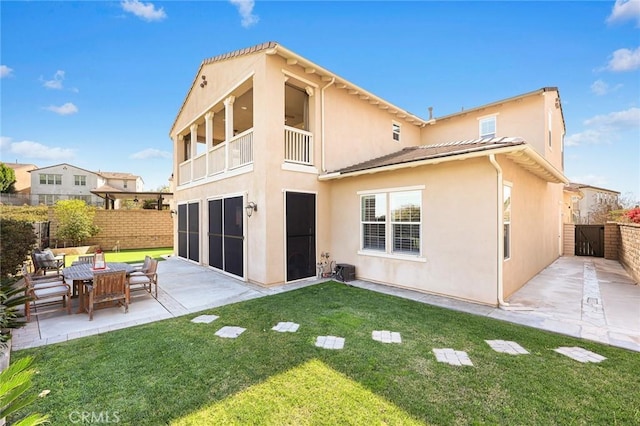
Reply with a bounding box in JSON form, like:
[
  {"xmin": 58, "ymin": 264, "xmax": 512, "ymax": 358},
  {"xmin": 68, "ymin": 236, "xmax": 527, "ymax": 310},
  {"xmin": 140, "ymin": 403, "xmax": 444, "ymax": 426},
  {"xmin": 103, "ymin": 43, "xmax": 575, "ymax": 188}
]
[
  {"xmin": 575, "ymin": 225, "xmax": 604, "ymax": 257},
  {"xmin": 286, "ymin": 192, "xmax": 316, "ymax": 281},
  {"xmin": 208, "ymin": 196, "xmax": 244, "ymax": 278},
  {"xmin": 178, "ymin": 202, "xmax": 199, "ymax": 262}
]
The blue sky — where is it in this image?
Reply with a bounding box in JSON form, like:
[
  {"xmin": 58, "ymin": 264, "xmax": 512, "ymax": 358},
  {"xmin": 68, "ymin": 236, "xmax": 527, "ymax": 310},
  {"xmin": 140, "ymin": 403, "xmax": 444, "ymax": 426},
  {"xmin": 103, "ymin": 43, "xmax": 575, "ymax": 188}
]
[{"xmin": 1, "ymin": 0, "xmax": 639, "ymax": 201}]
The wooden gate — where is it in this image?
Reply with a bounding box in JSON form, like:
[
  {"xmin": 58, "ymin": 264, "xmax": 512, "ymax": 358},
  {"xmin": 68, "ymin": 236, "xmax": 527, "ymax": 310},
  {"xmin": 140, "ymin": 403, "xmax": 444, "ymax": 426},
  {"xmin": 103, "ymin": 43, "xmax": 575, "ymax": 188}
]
[{"xmin": 575, "ymin": 225, "xmax": 604, "ymax": 257}]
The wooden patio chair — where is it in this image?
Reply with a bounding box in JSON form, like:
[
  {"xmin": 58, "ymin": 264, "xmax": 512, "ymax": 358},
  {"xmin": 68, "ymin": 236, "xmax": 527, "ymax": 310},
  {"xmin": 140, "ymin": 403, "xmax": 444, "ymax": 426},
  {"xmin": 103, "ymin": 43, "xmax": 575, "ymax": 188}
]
[
  {"xmin": 85, "ymin": 270, "xmax": 129, "ymax": 321},
  {"xmin": 130, "ymin": 255, "xmax": 152, "ymax": 274},
  {"xmin": 31, "ymin": 248, "xmax": 64, "ymax": 277},
  {"xmin": 77, "ymin": 255, "xmax": 94, "ymax": 264},
  {"xmin": 127, "ymin": 258, "xmax": 158, "ymax": 301},
  {"xmin": 21, "ymin": 265, "xmax": 71, "ymax": 322}
]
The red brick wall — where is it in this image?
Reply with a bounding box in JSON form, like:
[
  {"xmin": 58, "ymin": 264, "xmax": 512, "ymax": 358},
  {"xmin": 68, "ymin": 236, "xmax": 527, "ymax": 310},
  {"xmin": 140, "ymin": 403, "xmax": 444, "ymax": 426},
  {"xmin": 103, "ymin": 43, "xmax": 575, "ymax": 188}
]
[{"xmin": 49, "ymin": 209, "xmax": 173, "ymax": 250}]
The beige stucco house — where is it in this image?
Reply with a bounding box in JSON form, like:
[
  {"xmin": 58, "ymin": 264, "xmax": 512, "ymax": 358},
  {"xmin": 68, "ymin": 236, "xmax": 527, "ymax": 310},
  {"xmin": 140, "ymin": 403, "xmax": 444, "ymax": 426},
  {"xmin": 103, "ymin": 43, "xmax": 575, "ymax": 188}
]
[
  {"xmin": 564, "ymin": 183, "xmax": 620, "ymax": 224},
  {"xmin": 169, "ymin": 42, "xmax": 568, "ymax": 306},
  {"xmin": 29, "ymin": 163, "xmax": 143, "ymax": 207}
]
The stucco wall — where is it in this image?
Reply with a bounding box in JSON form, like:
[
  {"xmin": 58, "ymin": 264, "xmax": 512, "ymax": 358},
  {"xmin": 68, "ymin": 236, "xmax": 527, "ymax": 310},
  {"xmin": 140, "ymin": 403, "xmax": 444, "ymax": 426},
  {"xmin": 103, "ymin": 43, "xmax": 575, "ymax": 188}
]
[
  {"xmin": 421, "ymin": 90, "xmax": 564, "ymax": 172},
  {"xmin": 49, "ymin": 209, "xmax": 173, "ymax": 250},
  {"xmin": 329, "ymin": 158, "xmax": 498, "ymax": 305},
  {"xmin": 500, "ymin": 156, "xmax": 563, "ymax": 297},
  {"xmin": 31, "ymin": 164, "xmax": 101, "ymax": 204}
]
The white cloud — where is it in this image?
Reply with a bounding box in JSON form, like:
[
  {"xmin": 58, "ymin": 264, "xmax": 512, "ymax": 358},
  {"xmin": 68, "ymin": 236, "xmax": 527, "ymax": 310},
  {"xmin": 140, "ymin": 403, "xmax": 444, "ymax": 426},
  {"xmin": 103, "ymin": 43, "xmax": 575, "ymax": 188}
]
[
  {"xmin": 229, "ymin": 0, "xmax": 259, "ymax": 28},
  {"xmin": 42, "ymin": 70, "xmax": 65, "ymax": 89},
  {"xmin": 590, "ymin": 79, "xmax": 622, "ymax": 96},
  {"xmin": 606, "ymin": 0, "xmax": 640, "ymax": 26},
  {"xmin": 565, "ymin": 107, "xmax": 640, "ymax": 146},
  {"xmin": 44, "ymin": 102, "xmax": 79, "ymax": 115},
  {"xmin": 605, "ymin": 46, "xmax": 640, "ymax": 71},
  {"xmin": 121, "ymin": 0, "xmax": 167, "ymax": 22},
  {"xmin": 129, "ymin": 148, "xmax": 171, "ymax": 160},
  {"xmin": 0, "ymin": 136, "xmax": 75, "ymax": 161},
  {"xmin": 0, "ymin": 65, "xmax": 14, "ymax": 78}
]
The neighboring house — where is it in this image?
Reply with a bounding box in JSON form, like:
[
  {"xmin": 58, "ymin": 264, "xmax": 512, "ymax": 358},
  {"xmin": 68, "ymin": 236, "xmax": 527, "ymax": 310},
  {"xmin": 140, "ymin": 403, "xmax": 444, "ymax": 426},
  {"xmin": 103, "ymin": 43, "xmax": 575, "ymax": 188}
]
[
  {"xmin": 29, "ymin": 163, "xmax": 143, "ymax": 207},
  {"xmin": 563, "ymin": 184, "xmax": 583, "ymax": 224},
  {"xmin": 169, "ymin": 42, "xmax": 567, "ymax": 306},
  {"xmin": 4, "ymin": 162, "xmax": 38, "ymax": 194},
  {"xmin": 565, "ymin": 183, "xmax": 620, "ymax": 224},
  {"xmin": 0, "ymin": 162, "xmax": 38, "ymax": 205}
]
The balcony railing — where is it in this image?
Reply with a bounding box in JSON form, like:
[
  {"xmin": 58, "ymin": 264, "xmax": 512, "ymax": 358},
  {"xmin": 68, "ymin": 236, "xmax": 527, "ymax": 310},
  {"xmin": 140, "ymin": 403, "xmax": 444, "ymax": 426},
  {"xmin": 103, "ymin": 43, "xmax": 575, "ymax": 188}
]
[
  {"xmin": 229, "ymin": 129, "xmax": 253, "ymax": 169},
  {"xmin": 193, "ymin": 153, "xmax": 206, "ymax": 181},
  {"xmin": 178, "ymin": 161, "xmax": 191, "ymax": 186},
  {"xmin": 208, "ymin": 143, "xmax": 225, "ymax": 175},
  {"xmin": 178, "ymin": 129, "xmax": 254, "ymax": 186},
  {"xmin": 284, "ymin": 126, "xmax": 313, "ymax": 165}
]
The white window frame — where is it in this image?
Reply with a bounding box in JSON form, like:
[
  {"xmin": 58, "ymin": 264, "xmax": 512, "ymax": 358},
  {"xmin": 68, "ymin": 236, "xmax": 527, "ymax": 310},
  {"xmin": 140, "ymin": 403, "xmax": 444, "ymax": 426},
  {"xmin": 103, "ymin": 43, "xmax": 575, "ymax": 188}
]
[
  {"xmin": 39, "ymin": 173, "xmax": 61, "ymax": 185},
  {"xmin": 503, "ymin": 182, "xmax": 512, "ymax": 261},
  {"xmin": 392, "ymin": 121, "xmax": 401, "ymax": 142},
  {"xmin": 74, "ymin": 175, "xmax": 86, "ymax": 186},
  {"xmin": 478, "ymin": 115, "xmax": 497, "ymax": 138},
  {"xmin": 358, "ymin": 186, "xmax": 424, "ymax": 260}
]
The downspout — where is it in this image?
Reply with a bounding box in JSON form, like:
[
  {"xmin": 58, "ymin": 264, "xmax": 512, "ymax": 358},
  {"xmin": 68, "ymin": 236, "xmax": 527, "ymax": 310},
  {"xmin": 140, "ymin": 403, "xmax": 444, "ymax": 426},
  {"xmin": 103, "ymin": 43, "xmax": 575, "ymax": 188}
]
[
  {"xmin": 320, "ymin": 77, "xmax": 335, "ymax": 172},
  {"xmin": 489, "ymin": 154, "xmax": 509, "ymax": 307}
]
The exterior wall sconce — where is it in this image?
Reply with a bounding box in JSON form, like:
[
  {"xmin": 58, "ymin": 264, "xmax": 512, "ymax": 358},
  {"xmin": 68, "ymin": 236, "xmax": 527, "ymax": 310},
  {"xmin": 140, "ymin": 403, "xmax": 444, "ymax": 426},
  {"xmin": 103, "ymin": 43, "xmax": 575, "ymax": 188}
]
[
  {"xmin": 245, "ymin": 201, "xmax": 257, "ymax": 217},
  {"xmin": 170, "ymin": 209, "xmax": 177, "ymax": 217}
]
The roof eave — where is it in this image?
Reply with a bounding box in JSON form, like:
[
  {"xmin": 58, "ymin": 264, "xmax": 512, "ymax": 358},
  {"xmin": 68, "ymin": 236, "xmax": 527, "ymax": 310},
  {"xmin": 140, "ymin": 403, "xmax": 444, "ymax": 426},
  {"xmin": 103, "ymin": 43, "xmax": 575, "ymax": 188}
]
[{"xmin": 319, "ymin": 144, "xmax": 568, "ymax": 184}]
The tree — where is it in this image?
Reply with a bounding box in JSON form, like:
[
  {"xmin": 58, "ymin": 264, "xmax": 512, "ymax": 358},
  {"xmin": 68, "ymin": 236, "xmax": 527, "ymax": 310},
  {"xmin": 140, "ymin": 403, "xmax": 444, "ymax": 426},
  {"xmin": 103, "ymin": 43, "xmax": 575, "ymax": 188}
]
[
  {"xmin": 0, "ymin": 219, "xmax": 36, "ymax": 278},
  {"xmin": 53, "ymin": 200, "xmax": 99, "ymax": 247},
  {"xmin": 0, "ymin": 163, "xmax": 16, "ymax": 193}
]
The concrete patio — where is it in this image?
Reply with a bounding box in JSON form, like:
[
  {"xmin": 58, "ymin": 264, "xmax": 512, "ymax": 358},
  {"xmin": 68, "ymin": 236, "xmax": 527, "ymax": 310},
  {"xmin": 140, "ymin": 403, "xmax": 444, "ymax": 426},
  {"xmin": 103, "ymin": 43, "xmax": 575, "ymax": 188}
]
[{"xmin": 11, "ymin": 255, "xmax": 640, "ymax": 352}]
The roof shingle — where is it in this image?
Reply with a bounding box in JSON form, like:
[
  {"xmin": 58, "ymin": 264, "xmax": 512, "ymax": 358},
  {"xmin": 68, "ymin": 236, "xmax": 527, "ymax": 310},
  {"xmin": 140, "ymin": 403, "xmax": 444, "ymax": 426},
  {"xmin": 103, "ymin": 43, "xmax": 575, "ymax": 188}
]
[{"xmin": 331, "ymin": 137, "xmax": 526, "ymax": 175}]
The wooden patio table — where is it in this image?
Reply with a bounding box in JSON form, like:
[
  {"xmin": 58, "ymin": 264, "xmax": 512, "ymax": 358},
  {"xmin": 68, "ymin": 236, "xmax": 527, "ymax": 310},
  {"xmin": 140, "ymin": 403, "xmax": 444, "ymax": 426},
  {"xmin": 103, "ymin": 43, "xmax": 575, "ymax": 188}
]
[{"xmin": 62, "ymin": 262, "xmax": 135, "ymax": 314}]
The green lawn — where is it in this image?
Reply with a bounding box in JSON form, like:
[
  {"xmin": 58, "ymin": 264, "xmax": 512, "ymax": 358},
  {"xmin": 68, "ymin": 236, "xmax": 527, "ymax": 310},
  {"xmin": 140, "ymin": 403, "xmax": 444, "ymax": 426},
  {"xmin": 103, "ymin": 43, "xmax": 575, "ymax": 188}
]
[
  {"xmin": 11, "ymin": 282, "xmax": 640, "ymax": 425},
  {"xmin": 63, "ymin": 247, "xmax": 172, "ymax": 266}
]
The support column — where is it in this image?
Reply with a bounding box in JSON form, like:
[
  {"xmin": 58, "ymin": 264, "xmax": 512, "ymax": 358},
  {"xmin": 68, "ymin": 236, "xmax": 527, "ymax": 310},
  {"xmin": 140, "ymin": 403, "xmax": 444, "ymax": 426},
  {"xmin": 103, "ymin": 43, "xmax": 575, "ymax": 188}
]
[
  {"xmin": 224, "ymin": 96, "xmax": 235, "ymax": 170},
  {"xmin": 173, "ymin": 135, "xmax": 181, "ymax": 189},
  {"xmin": 205, "ymin": 112, "xmax": 214, "ymax": 176},
  {"xmin": 190, "ymin": 124, "xmax": 198, "ymax": 181}
]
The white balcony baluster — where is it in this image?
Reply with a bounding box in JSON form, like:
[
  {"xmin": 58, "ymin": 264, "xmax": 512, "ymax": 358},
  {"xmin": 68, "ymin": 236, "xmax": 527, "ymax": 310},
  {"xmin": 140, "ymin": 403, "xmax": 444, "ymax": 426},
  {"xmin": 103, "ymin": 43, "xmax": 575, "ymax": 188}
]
[{"xmin": 284, "ymin": 126, "xmax": 313, "ymax": 165}]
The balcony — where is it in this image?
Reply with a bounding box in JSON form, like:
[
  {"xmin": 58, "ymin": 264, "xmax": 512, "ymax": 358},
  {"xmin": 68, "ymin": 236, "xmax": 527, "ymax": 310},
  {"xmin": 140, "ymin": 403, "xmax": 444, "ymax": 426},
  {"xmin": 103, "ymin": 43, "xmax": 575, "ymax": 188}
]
[
  {"xmin": 178, "ymin": 129, "xmax": 254, "ymax": 186},
  {"xmin": 284, "ymin": 126, "xmax": 313, "ymax": 165}
]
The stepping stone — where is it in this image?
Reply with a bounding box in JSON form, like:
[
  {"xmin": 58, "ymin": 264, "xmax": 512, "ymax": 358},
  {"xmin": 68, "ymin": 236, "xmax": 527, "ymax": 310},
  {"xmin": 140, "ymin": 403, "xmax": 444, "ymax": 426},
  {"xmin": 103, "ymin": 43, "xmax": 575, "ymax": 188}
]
[
  {"xmin": 191, "ymin": 314, "xmax": 219, "ymax": 324},
  {"xmin": 272, "ymin": 321, "xmax": 300, "ymax": 332},
  {"xmin": 215, "ymin": 326, "xmax": 246, "ymax": 339},
  {"xmin": 315, "ymin": 335, "xmax": 345, "ymax": 350},
  {"xmin": 554, "ymin": 346, "xmax": 606, "ymax": 363},
  {"xmin": 372, "ymin": 330, "xmax": 402, "ymax": 344},
  {"xmin": 433, "ymin": 348, "xmax": 473, "ymax": 366},
  {"xmin": 485, "ymin": 340, "xmax": 529, "ymax": 355}
]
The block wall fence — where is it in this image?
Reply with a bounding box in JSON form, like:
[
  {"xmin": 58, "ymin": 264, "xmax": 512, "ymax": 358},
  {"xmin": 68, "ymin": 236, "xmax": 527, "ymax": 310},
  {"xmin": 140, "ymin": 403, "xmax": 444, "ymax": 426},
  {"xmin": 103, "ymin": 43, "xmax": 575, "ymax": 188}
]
[
  {"xmin": 563, "ymin": 222, "xmax": 638, "ymax": 284},
  {"xmin": 48, "ymin": 209, "xmax": 174, "ymax": 250},
  {"xmin": 605, "ymin": 222, "xmax": 640, "ymax": 284}
]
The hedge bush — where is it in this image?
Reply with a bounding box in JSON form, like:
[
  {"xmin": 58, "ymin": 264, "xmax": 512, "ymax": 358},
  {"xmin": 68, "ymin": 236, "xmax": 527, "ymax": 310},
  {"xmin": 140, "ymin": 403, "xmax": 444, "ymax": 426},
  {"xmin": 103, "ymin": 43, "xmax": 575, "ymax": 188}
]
[{"xmin": 0, "ymin": 218, "xmax": 36, "ymax": 277}]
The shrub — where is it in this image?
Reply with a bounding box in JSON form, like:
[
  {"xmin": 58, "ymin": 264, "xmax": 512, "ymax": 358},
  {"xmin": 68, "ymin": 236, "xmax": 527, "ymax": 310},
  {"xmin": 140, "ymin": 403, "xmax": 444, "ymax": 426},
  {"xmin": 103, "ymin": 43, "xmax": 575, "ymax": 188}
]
[
  {"xmin": 625, "ymin": 207, "xmax": 640, "ymax": 224},
  {"xmin": 0, "ymin": 277, "xmax": 29, "ymax": 347},
  {"xmin": 0, "ymin": 206, "xmax": 48, "ymax": 222},
  {"xmin": 1, "ymin": 356, "xmax": 49, "ymax": 425},
  {"xmin": 0, "ymin": 219, "xmax": 36, "ymax": 278},
  {"xmin": 53, "ymin": 200, "xmax": 99, "ymax": 247}
]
